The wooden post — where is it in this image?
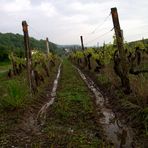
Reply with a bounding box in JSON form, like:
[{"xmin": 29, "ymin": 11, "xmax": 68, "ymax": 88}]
[
  {"xmin": 46, "ymin": 37, "xmax": 50, "ymax": 54},
  {"xmin": 121, "ymin": 29, "xmax": 124, "ymax": 42},
  {"xmin": 142, "ymin": 37, "xmax": 145, "ymax": 46},
  {"xmin": 46, "ymin": 37, "xmax": 50, "ymax": 70},
  {"xmin": 111, "ymin": 8, "xmax": 124, "ymax": 55},
  {"xmin": 80, "ymin": 36, "xmax": 85, "ymax": 50},
  {"xmin": 103, "ymin": 41, "xmax": 106, "ymax": 49},
  {"xmin": 111, "ymin": 7, "xmax": 131, "ymax": 94},
  {"xmin": 22, "ymin": 21, "xmax": 34, "ymax": 94}
]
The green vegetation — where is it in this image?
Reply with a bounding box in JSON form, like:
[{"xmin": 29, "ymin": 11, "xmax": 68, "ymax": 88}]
[
  {"xmin": 97, "ymin": 73, "xmax": 110, "ymax": 86},
  {"xmin": 0, "ymin": 32, "xmax": 65, "ymax": 63},
  {"xmin": 0, "ymin": 61, "xmax": 11, "ymax": 74},
  {"xmin": 0, "ymin": 30, "xmax": 148, "ymax": 146},
  {"xmin": 0, "ymin": 60, "xmax": 61, "ymax": 146},
  {"xmin": 44, "ymin": 60, "xmax": 104, "ymax": 147},
  {"xmin": 0, "ymin": 77, "xmax": 29, "ymax": 110},
  {"xmin": 69, "ymin": 39, "xmax": 148, "ymax": 139},
  {"xmin": 0, "ymin": 50, "xmax": 60, "ymax": 110}
]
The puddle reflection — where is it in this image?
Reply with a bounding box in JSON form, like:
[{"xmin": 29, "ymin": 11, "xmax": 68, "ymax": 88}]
[{"xmin": 76, "ymin": 67, "xmax": 134, "ymax": 148}]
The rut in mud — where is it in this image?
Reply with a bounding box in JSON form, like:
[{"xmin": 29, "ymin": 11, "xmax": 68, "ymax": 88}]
[
  {"xmin": 20, "ymin": 63, "xmax": 62, "ymax": 133},
  {"xmin": 37, "ymin": 63, "xmax": 62, "ymax": 125},
  {"xmin": 39, "ymin": 60, "xmax": 107, "ymax": 147},
  {"xmin": 1, "ymin": 63, "xmax": 62, "ymax": 147},
  {"xmin": 75, "ymin": 66, "xmax": 136, "ymax": 148},
  {"xmin": 1, "ymin": 60, "xmax": 138, "ymax": 147}
]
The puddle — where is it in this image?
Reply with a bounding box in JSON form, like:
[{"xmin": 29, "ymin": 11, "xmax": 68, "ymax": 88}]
[
  {"xmin": 13, "ymin": 63, "xmax": 62, "ymax": 145},
  {"xmin": 76, "ymin": 67, "xmax": 135, "ymax": 148},
  {"xmin": 37, "ymin": 63, "xmax": 62, "ymax": 125}
]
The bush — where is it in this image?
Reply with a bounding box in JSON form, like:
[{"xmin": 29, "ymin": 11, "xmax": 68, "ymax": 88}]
[{"xmin": 97, "ymin": 74, "xmax": 110, "ymax": 85}]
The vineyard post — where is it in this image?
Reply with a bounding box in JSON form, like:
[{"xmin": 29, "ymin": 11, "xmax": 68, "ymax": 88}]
[
  {"xmin": 22, "ymin": 21, "xmax": 34, "ymax": 94},
  {"xmin": 80, "ymin": 36, "xmax": 85, "ymax": 50},
  {"xmin": 46, "ymin": 37, "xmax": 50, "ymax": 70},
  {"xmin": 46, "ymin": 37, "xmax": 50, "ymax": 54},
  {"xmin": 80, "ymin": 35, "xmax": 88, "ymax": 67},
  {"xmin": 121, "ymin": 29, "xmax": 124, "ymax": 42},
  {"xmin": 111, "ymin": 7, "xmax": 131, "ymax": 93}
]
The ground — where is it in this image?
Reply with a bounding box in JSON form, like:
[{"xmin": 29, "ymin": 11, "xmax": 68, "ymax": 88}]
[
  {"xmin": 0, "ymin": 60, "xmax": 112, "ymax": 147},
  {"xmin": 1, "ymin": 58, "xmax": 146, "ymax": 147}
]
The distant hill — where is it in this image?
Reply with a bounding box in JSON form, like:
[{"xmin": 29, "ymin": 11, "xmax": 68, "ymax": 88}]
[
  {"xmin": 58, "ymin": 44, "xmax": 81, "ymax": 49},
  {"xmin": 129, "ymin": 38, "xmax": 148, "ymax": 44},
  {"xmin": 0, "ymin": 32, "xmax": 65, "ymax": 61},
  {"xmin": 58, "ymin": 44, "xmax": 81, "ymax": 53}
]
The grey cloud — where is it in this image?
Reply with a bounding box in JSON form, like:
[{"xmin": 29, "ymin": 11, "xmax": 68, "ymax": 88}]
[{"xmin": 0, "ymin": 0, "xmax": 148, "ymax": 45}]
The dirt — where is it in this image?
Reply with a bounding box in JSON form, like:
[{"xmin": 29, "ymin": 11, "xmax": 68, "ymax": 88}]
[
  {"xmin": 0, "ymin": 60, "xmax": 142, "ymax": 147},
  {"xmin": 0, "ymin": 63, "xmax": 61, "ymax": 147},
  {"xmin": 75, "ymin": 66, "xmax": 136, "ymax": 148},
  {"xmin": 37, "ymin": 63, "xmax": 62, "ymax": 126}
]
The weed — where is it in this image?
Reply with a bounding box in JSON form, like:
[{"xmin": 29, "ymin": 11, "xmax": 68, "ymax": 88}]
[
  {"xmin": 97, "ymin": 73, "xmax": 111, "ymax": 85},
  {"xmin": 44, "ymin": 59, "xmax": 103, "ymax": 146},
  {"xmin": 0, "ymin": 79, "xmax": 29, "ymax": 110}
]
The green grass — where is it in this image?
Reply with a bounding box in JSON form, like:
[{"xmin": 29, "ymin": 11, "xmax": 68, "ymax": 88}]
[
  {"xmin": 44, "ymin": 59, "xmax": 104, "ymax": 147},
  {"xmin": 93, "ymin": 62, "xmax": 148, "ymax": 137},
  {"xmin": 0, "ymin": 75, "xmax": 29, "ymax": 110},
  {"xmin": 0, "ymin": 61, "xmax": 11, "ymax": 72},
  {"xmin": 0, "ymin": 79, "xmax": 29, "ymax": 110},
  {"xmin": 97, "ymin": 73, "xmax": 111, "ymax": 86},
  {"xmin": 0, "ymin": 61, "xmax": 11, "ymax": 79},
  {"xmin": 0, "ymin": 60, "xmax": 62, "ymax": 147}
]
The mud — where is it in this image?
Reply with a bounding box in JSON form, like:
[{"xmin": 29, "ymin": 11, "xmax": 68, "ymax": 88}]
[
  {"xmin": 7, "ymin": 63, "xmax": 62, "ymax": 146},
  {"xmin": 76, "ymin": 66, "xmax": 135, "ymax": 148},
  {"xmin": 37, "ymin": 63, "xmax": 62, "ymax": 125}
]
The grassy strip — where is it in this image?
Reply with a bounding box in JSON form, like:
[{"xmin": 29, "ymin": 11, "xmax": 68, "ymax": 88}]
[
  {"xmin": 0, "ymin": 61, "xmax": 11, "ymax": 72},
  {"xmin": 0, "ymin": 72, "xmax": 29, "ymax": 110},
  {"xmin": 44, "ymin": 59, "xmax": 104, "ymax": 147},
  {"xmin": 0, "ymin": 59, "xmax": 60, "ymax": 110}
]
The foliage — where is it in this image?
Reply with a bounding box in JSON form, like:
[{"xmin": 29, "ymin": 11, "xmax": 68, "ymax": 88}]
[
  {"xmin": 97, "ymin": 74, "xmax": 110, "ymax": 85},
  {"xmin": 120, "ymin": 99, "xmax": 148, "ymax": 135},
  {"xmin": 0, "ymin": 32, "xmax": 62, "ymax": 62},
  {"xmin": 69, "ymin": 38, "xmax": 148, "ymax": 138},
  {"xmin": 70, "ymin": 43, "xmax": 116, "ymax": 65},
  {"xmin": 0, "ymin": 79, "xmax": 29, "ymax": 110}
]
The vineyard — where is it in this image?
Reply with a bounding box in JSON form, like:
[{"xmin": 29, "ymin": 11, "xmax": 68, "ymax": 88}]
[{"xmin": 0, "ymin": 6, "xmax": 148, "ymax": 148}]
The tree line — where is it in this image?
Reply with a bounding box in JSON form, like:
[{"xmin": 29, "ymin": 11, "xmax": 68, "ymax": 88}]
[{"xmin": 0, "ymin": 32, "xmax": 64, "ymax": 62}]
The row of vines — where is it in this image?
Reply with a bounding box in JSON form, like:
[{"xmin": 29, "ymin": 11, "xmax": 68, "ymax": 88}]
[
  {"xmin": 8, "ymin": 51, "xmax": 59, "ymax": 91},
  {"xmin": 69, "ymin": 41, "xmax": 148, "ymax": 136}
]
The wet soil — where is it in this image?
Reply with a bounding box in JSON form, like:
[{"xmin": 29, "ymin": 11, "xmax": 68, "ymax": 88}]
[
  {"xmin": 0, "ymin": 63, "xmax": 61, "ymax": 147},
  {"xmin": 0, "ymin": 60, "xmax": 141, "ymax": 147},
  {"xmin": 75, "ymin": 66, "xmax": 137, "ymax": 148}
]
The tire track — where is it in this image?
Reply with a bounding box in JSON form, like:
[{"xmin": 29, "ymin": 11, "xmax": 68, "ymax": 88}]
[
  {"xmin": 75, "ymin": 66, "xmax": 136, "ymax": 148},
  {"xmin": 5, "ymin": 63, "xmax": 62, "ymax": 147}
]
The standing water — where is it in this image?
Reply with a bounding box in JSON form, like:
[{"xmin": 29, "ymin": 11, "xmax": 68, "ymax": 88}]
[
  {"xmin": 76, "ymin": 67, "xmax": 135, "ymax": 148},
  {"xmin": 37, "ymin": 63, "xmax": 62, "ymax": 125}
]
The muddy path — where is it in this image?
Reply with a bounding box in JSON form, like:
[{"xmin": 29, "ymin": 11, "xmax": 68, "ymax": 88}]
[
  {"xmin": 1, "ymin": 60, "xmax": 139, "ymax": 147},
  {"xmin": 36, "ymin": 60, "xmax": 111, "ymax": 147},
  {"xmin": 1, "ymin": 63, "xmax": 62, "ymax": 147},
  {"xmin": 75, "ymin": 66, "xmax": 136, "ymax": 148},
  {"xmin": 37, "ymin": 63, "xmax": 62, "ymax": 126}
]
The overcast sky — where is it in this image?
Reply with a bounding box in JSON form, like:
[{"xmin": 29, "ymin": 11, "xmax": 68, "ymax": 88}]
[{"xmin": 0, "ymin": 0, "xmax": 148, "ymax": 46}]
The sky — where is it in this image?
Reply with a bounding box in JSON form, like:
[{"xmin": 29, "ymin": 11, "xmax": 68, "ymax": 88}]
[{"xmin": 0, "ymin": 0, "xmax": 148, "ymax": 46}]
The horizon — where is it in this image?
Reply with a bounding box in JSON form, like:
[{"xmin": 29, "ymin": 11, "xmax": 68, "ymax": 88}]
[{"xmin": 1, "ymin": 32, "xmax": 146, "ymax": 48}]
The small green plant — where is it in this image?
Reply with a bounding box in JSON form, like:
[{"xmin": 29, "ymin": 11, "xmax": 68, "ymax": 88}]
[
  {"xmin": 97, "ymin": 74, "xmax": 110, "ymax": 85},
  {"xmin": 0, "ymin": 79, "xmax": 28, "ymax": 109}
]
